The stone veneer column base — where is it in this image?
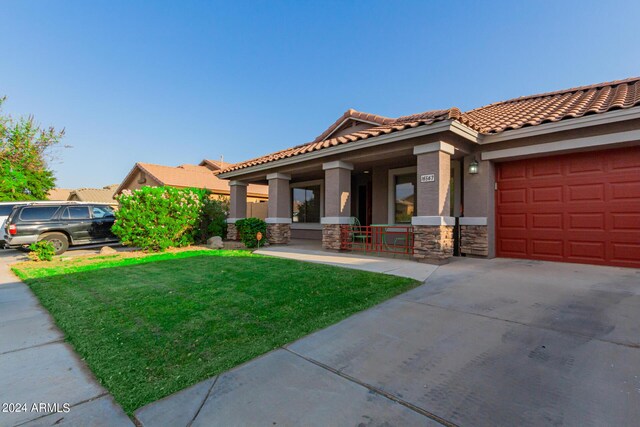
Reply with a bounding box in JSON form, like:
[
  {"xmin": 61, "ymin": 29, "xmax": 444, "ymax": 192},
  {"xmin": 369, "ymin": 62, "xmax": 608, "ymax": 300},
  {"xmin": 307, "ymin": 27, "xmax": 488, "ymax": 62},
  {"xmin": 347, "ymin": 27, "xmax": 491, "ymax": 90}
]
[
  {"xmin": 266, "ymin": 223, "xmax": 291, "ymax": 244},
  {"xmin": 322, "ymin": 224, "xmax": 342, "ymax": 251},
  {"xmin": 413, "ymin": 225, "xmax": 454, "ymax": 263},
  {"xmin": 460, "ymin": 225, "xmax": 489, "ymax": 256},
  {"xmin": 227, "ymin": 223, "xmax": 239, "ymax": 241}
]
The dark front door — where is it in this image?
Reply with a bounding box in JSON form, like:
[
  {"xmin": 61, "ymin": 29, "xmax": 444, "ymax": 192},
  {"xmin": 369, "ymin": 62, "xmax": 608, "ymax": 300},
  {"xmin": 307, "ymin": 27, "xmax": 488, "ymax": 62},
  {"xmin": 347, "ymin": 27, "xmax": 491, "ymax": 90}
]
[{"xmin": 356, "ymin": 182, "xmax": 372, "ymax": 226}]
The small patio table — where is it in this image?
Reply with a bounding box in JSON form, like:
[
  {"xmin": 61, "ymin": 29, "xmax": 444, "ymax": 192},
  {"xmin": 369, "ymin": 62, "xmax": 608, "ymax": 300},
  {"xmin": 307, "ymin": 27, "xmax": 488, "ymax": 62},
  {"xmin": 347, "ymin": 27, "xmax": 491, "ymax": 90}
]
[{"xmin": 370, "ymin": 224, "xmax": 412, "ymax": 253}]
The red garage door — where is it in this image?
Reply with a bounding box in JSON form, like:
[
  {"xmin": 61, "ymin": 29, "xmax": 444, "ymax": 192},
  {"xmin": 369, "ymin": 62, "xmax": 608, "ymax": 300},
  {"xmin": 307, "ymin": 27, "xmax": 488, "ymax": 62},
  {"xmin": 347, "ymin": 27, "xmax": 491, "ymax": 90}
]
[{"xmin": 496, "ymin": 146, "xmax": 640, "ymax": 268}]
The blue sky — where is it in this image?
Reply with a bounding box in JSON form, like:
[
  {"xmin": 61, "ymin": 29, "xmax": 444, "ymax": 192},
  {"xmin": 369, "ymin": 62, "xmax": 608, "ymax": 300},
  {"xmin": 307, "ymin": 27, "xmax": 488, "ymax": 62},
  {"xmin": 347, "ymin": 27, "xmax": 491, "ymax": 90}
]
[{"xmin": 2, "ymin": 0, "xmax": 639, "ymax": 188}]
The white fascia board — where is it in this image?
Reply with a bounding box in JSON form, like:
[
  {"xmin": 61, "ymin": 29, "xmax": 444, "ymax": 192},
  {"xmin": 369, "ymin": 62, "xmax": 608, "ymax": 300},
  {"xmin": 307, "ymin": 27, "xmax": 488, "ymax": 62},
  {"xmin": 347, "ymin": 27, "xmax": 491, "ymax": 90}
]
[
  {"xmin": 450, "ymin": 120, "xmax": 480, "ymax": 141},
  {"xmin": 479, "ymin": 106, "xmax": 640, "ymax": 145},
  {"xmin": 481, "ymin": 129, "xmax": 640, "ymax": 161},
  {"xmin": 218, "ymin": 121, "xmax": 463, "ymax": 179}
]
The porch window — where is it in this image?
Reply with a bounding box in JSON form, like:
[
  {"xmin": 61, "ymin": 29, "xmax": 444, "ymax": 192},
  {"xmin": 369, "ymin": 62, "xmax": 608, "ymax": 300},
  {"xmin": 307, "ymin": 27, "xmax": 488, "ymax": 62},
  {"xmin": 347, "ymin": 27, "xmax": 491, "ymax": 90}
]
[
  {"xmin": 394, "ymin": 174, "xmax": 416, "ymax": 223},
  {"xmin": 292, "ymin": 185, "xmax": 321, "ymax": 223}
]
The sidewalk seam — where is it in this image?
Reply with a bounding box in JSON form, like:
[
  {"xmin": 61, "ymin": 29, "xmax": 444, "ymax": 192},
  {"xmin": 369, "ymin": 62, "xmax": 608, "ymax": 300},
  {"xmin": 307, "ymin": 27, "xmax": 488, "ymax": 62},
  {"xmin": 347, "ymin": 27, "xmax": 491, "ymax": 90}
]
[
  {"xmin": 185, "ymin": 376, "xmax": 219, "ymax": 427},
  {"xmin": 0, "ymin": 338, "xmax": 65, "ymax": 356},
  {"xmin": 13, "ymin": 392, "xmax": 109, "ymax": 427},
  {"xmin": 283, "ymin": 347, "xmax": 457, "ymax": 427}
]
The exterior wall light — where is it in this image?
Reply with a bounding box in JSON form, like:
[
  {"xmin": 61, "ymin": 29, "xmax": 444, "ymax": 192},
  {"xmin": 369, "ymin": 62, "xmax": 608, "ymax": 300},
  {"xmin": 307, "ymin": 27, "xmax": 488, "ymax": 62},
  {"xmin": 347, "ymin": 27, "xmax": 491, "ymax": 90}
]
[{"xmin": 468, "ymin": 158, "xmax": 479, "ymax": 175}]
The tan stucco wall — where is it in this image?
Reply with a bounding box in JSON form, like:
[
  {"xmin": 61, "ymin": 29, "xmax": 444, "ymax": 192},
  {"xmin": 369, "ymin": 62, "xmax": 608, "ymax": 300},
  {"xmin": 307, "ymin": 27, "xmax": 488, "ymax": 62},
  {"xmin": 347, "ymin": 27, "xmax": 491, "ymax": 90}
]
[
  {"xmin": 120, "ymin": 170, "xmax": 162, "ymax": 192},
  {"xmin": 324, "ymin": 166, "xmax": 351, "ymax": 218},
  {"xmin": 416, "ymin": 150, "xmax": 451, "ymax": 217},
  {"xmin": 268, "ymin": 177, "xmax": 291, "ymax": 219}
]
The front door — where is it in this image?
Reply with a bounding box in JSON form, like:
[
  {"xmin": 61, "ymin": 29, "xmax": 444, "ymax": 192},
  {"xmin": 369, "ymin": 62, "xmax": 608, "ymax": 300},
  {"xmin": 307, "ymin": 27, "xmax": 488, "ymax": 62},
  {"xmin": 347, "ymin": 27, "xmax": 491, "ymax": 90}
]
[{"xmin": 356, "ymin": 182, "xmax": 372, "ymax": 226}]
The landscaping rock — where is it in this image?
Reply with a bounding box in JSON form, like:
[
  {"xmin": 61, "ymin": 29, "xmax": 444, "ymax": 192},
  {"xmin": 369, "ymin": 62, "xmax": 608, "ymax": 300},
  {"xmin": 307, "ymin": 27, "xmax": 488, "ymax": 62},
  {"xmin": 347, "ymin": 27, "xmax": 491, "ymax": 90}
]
[
  {"xmin": 100, "ymin": 246, "xmax": 117, "ymax": 255},
  {"xmin": 207, "ymin": 236, "xmax": 224, "ymax": 249}
]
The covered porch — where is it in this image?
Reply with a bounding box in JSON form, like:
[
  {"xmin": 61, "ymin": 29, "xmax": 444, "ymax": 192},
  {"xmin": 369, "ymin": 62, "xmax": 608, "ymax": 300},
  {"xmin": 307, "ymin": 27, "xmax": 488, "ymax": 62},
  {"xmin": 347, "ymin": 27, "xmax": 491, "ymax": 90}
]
[{"xmin": 223, "ymin": 130, "xmax": 492, "ymax": 263}]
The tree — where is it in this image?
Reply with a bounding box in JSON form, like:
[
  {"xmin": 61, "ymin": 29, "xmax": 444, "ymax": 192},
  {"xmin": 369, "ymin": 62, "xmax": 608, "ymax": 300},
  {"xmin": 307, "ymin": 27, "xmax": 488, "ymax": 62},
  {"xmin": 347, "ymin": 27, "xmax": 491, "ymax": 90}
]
[{"xmin": 0, "ymin": 97, "xmax": 64, "ymax": 201}]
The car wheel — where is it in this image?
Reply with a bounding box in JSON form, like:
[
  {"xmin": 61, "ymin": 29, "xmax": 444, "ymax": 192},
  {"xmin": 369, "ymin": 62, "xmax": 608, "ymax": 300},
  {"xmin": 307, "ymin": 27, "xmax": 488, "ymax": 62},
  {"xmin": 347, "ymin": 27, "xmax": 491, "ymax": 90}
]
[{"xmin": 39, "ymin": 232, "xmax": 69, "ymax": 255}]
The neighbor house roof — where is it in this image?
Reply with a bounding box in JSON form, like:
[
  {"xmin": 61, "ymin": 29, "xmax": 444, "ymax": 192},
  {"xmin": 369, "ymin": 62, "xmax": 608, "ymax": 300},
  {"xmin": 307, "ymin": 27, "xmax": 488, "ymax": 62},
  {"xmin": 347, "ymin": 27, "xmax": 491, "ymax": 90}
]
[
  {"xmin": 68, "ymin": 185, "xmax": 119, "ymax": 204},
  {"xmin": 199, "ymin": 159, "xmax": 233, "ymax": 173},
  {"xmin": 220, "ymin": 77, "xmax": 640, "ymax": 174},
  {"xmin": 117, "ymin": 162, "xmax": 268, "ymax": 197},
  {"xmin": 47, "ymin": 188, "xmax": 73, "ymax": 201}
]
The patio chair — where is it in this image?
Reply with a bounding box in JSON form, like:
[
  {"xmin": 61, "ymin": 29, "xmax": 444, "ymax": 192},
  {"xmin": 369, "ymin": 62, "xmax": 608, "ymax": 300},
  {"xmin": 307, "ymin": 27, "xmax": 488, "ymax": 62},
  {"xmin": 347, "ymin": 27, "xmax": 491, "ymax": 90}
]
[{"xmin": 350, "ymin": 217, "xmax": 369, "ymax": 246}]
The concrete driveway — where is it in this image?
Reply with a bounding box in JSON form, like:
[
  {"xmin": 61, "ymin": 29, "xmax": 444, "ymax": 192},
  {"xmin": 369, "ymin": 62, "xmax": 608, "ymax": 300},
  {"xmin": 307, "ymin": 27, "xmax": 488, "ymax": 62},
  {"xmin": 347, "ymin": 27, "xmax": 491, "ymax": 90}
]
[{"xmin": 137, "ymin": 257, "xmax": 640, "ymax": 426}]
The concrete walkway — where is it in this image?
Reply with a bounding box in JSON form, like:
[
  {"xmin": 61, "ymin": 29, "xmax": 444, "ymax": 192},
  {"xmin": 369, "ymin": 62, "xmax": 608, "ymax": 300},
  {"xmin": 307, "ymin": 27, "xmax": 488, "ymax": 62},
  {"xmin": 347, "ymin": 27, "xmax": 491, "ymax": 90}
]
[
  {"xmin": 0, "ymin": 250, "xmax": 133, "ymax": 427},
  {"xmin": 255, "ymin": 240, "xmax": 438, "ymax": 282}
]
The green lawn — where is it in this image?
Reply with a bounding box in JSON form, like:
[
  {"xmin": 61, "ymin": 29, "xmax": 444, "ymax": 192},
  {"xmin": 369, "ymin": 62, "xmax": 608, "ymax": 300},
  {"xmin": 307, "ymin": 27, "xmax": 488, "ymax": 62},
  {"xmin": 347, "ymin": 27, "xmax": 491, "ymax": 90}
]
[{"xmin": 12, "ymin": 250, "xmax": 419, "ymax": 414}]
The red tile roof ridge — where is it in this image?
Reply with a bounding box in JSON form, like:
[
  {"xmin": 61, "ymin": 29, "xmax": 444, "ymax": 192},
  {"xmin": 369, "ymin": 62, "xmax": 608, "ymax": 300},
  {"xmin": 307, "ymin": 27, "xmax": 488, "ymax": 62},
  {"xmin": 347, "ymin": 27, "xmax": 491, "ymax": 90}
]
[
  {"xmin": 468, "ymin": 76, "xmax": 640, "ymax": 111},
  {"xmin": 311, "ymin": 108, "xmax": 395, "ymax": 143}
]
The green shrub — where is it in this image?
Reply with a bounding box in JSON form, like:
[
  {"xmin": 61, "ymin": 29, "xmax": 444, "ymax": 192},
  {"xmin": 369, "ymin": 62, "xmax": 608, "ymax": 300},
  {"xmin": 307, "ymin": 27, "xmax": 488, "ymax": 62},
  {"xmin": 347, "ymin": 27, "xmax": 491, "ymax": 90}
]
[
  {"xmin": 235, "ymin": 217, "xmax": 267, "ymax": 248},
  {"xmin": 196, "ymin": 196, "xmax": 229, "ymax": 242},
  {"xmin": 112, "ymin": 186, "xmax": 204, "ymax": 251},
  {"xmin": 28, "ymin": 241, "xmax": 55, "ymax": 262}
]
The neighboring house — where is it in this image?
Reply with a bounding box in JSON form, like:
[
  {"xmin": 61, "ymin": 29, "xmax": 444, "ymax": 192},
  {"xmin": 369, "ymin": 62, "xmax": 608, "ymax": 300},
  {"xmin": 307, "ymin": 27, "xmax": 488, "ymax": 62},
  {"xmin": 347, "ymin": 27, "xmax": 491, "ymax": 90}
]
[
  {"xmin": 116, "ymin": 160, "xmax": 269, "ymax": 217},
  {"xmin": 47, "ymin": 188, "xmax": 73, "ymax": 201},
  {"xmin": 218, "ymin": 77, "xmax": 640, "ymax": 268},
  {"xmin": 68, "ymin": 184, "xmax": 119, "ymax": 205}
]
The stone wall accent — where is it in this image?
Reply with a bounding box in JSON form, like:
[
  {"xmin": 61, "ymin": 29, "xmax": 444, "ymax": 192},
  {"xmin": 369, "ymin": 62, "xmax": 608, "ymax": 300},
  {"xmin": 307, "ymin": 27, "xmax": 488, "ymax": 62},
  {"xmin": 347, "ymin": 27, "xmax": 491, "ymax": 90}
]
[
  {"xmin": 227, "ymin": 223, "xmax": 238, "ymax": 241},
  {"xmin": 266, "ymin": 223, "xmax": 291, "ymax": 245},
  {"xmin": 460, "ymin": 225, "xmax": 489, "ymax": 256},
  {"xmin": 322, "ymin": 224, "xmax": 342, "ymax": 251},
  {"xmin": 413, "ymin": 225, "xmax": 454, "ymax": 263}
]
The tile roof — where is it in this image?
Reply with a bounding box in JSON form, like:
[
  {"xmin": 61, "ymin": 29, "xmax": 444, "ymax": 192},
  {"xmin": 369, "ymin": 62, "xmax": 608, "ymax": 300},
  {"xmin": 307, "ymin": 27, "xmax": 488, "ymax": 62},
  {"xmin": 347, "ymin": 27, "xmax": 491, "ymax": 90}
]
[
  {"xmin": 222, "ymin": 109, "xmax": 461, "ymax": 172},
  {"xmin": 199, "ymin": 159, "xmax": 233, "ymax": 172},
  {"xmin": 123, "ymin": 163, "xmax": 268, "ymax": 196},
  {"xmin": 460, "ymin": 77, "xmax": 640, "ymax": 134},
  {"xmin": 220, "ymin": 77, "xmax": 640, "ymax": 174},
  {"xmin": 312, "ymin": 109, "xmax": 395, "ymax": 143},
  {"xmin": 47, "ymin": 188, "xmax": 73, "ymax": 201},
  {"xmin": 69, "ymin": 185, "xmax": 119, "ymax": 204}
]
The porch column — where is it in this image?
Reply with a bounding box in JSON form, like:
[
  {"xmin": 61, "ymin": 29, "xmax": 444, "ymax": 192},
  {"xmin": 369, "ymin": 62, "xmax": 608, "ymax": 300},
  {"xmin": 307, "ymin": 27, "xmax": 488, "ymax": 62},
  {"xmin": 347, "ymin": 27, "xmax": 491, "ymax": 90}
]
[
  {"xmin": 265, "ymin": 173, "xmax": 291, "ymax": 244},
  {"xmin": 460, "ymin": 155, "xmax": 494, "ymax": 257},
  {"xmin": 321, "ymin": 161, "xmax": 353, "ymax": 250},
  {"xmin": 227, "ymin": 180, "xmax": 247, "ymax": 241},
  {"xmin": 412, "ymin": 142, "xmax": 455, "ymax": 263}
]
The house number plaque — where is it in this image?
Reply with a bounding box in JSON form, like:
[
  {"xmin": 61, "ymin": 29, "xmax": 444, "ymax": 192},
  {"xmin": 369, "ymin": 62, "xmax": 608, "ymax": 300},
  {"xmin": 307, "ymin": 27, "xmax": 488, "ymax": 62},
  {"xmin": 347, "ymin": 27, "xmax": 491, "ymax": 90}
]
[{"xmin": 420, "ymin": 174, "xmax": 435, "ymax": 183}]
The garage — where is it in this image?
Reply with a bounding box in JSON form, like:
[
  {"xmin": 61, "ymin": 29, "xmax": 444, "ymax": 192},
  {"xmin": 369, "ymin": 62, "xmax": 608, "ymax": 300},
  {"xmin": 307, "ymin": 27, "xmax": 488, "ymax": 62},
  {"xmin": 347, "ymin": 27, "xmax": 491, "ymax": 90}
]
[{"xmin": 496, "ymin": 146, "xmax": 640, "ymax": 268}]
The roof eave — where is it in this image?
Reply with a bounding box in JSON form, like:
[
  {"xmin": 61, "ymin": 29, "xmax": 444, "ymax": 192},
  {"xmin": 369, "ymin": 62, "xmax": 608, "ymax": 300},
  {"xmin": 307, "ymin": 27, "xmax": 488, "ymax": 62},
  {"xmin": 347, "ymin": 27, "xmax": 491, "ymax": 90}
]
[
  {"xmin": 479, "ymin": 106, "xmax": 640, "ymax": 145},
  {"xmin": 218, "ymin": 119, "xmax": 478, "ymax": 179}
]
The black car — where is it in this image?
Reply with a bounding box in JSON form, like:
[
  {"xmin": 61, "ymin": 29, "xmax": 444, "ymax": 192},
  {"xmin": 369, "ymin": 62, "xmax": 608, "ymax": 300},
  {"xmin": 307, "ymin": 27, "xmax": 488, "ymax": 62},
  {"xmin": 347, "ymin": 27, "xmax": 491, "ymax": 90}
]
[{"xmin": 4, "ymin": 203, "xmax": 119, "ymax": 255}]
